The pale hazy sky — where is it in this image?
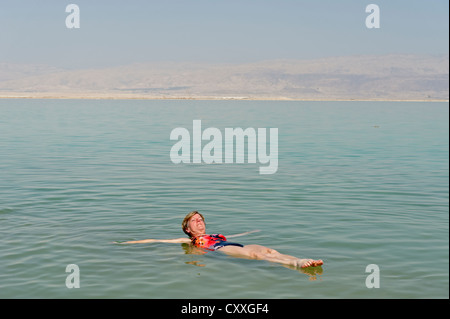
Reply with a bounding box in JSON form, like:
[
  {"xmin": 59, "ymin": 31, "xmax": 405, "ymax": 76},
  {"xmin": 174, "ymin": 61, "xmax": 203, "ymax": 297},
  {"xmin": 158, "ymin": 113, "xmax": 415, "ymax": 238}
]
[{"xmin": 0, "ymin": 0, "xmax": 448, "ymax": 69}]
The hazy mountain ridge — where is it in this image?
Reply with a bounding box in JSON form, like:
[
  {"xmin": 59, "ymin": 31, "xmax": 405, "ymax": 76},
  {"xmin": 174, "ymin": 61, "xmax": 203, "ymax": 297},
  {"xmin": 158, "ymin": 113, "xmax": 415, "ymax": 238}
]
[{"xmin": 0, "ymin": 54, "xmax": 448, "ymax": 100}]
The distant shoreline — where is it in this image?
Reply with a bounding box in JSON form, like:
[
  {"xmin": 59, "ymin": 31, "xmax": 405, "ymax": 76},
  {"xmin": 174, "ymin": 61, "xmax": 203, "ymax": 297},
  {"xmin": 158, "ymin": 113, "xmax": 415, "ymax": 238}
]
[
  {"xmin": 1, "ymin": 55, "xmax": 447, "ymax": 103},
  {"xmin": 0, "ymin": 94, "xmax": 448, "ymax": 102}
]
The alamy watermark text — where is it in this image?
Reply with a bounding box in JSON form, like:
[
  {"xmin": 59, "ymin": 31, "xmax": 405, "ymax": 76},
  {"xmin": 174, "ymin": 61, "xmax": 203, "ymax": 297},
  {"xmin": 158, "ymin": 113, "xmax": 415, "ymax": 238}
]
[{"xmin": 170, "ymin": 120, "xmax": 278, "ymax": 174}]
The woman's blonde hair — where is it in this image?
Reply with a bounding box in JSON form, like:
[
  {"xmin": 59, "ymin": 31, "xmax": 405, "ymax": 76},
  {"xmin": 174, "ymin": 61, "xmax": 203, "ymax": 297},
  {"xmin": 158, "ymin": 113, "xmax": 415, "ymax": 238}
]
[{"xmin": 181, "ymin": 211, "xmax": 205, "ymax": 237}]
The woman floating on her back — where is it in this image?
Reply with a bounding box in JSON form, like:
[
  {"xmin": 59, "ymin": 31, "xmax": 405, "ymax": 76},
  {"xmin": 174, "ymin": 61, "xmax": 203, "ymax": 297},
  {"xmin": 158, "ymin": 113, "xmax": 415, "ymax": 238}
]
[{"xmin": 119, "ymin": 211, "xmax": 323, "ymax": 269}]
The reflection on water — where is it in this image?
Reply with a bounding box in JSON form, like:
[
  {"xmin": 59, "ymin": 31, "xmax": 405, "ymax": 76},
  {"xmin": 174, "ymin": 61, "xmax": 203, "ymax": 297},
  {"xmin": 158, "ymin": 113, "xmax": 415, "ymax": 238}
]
[{"xmin": 182, "ymin": 243, "xmax": 208, "ymax": 256}]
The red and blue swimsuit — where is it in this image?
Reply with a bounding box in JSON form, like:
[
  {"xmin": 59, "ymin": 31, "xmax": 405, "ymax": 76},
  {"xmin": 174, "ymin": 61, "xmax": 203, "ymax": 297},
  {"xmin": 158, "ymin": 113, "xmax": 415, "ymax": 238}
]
[{"xmin": 191, "ymin": 234, "xmax": 243, "ymax": 251}]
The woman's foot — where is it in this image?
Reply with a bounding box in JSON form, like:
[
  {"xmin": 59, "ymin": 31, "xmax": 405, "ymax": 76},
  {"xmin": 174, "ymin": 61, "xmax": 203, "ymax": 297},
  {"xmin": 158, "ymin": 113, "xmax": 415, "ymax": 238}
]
[{"xmin": 298, "ymin": 259, "xmax": 323, "ymax": 268}]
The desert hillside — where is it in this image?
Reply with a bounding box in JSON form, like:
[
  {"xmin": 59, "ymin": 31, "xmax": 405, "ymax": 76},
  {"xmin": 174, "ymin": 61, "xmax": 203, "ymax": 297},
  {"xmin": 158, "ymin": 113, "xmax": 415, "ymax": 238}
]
[{"xmin": 0, "ymin": 54, "xmax": 448, "ymax": 100}]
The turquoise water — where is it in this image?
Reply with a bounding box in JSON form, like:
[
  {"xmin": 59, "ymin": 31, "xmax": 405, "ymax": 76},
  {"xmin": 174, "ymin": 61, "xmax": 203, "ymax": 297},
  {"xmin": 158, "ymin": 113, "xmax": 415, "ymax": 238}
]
[{"xmin": 0, "ymin": 99, "xmax": 448, "ymax": 298}]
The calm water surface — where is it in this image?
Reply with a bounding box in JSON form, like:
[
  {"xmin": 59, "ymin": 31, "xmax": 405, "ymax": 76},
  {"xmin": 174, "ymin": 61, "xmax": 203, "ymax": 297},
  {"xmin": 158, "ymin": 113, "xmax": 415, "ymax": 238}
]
[{"xmin": 0, "ymin": 99, "xmax": 448, "ymax": 298}]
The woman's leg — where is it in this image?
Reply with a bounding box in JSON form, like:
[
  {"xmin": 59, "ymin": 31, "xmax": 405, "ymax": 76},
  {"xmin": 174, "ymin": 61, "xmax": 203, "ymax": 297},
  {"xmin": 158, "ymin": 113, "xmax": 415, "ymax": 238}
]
[{"xmin": 219, "ymin": 244, "xmax": 323, "ymax": 268}]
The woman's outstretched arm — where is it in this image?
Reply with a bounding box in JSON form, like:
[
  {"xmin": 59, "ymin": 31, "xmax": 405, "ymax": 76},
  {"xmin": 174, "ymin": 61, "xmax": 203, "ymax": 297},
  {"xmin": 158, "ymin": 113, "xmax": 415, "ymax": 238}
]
[
  {"xmin": 226, "ymin": 230, "xmax": 260, "ymax": 239},
  {"xmin": 116, "ymin": 238, "xmax": 191, "ymax": 244}
]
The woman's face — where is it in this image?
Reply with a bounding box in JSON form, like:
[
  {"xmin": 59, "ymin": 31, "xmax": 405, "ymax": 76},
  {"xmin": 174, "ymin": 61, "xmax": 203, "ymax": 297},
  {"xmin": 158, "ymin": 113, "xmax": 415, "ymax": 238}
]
[{"xmin": 187, "ymin": 214, "xmax": 206, "ymax": 237}]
